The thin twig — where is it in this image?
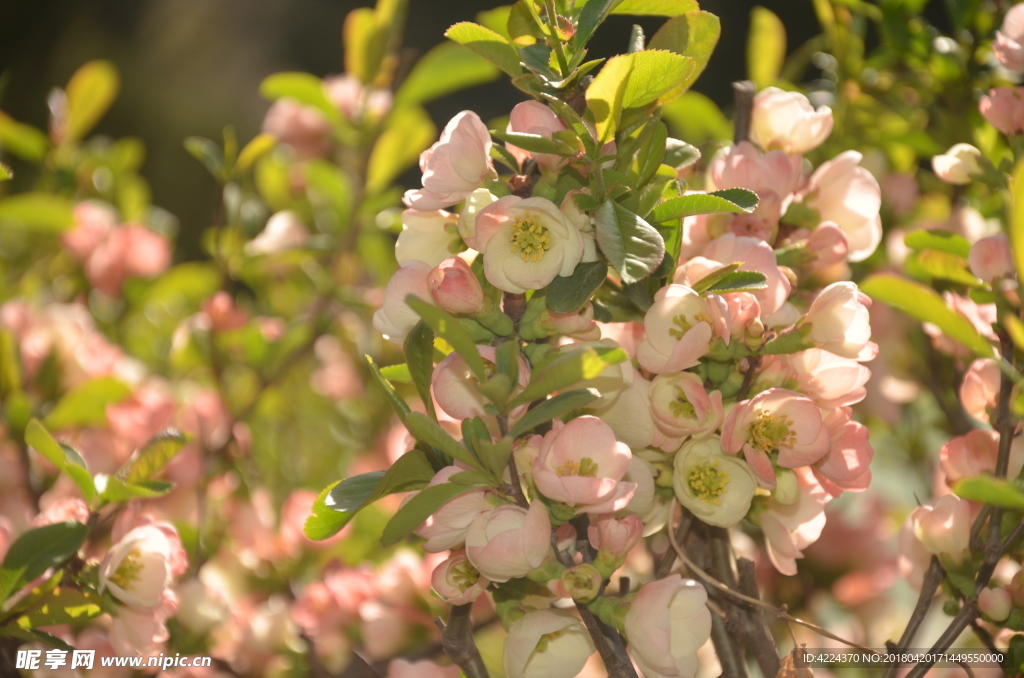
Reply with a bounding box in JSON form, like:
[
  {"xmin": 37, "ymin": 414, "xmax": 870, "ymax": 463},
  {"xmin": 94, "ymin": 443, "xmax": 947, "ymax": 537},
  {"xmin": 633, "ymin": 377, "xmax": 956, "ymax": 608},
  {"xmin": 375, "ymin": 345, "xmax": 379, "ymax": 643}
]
[
  {"xmin": 881, "ymin": 556, "xmax": 945, "ymax": 678},
  {"xmin": 969, "ymin": 620, "xmax": 1001, "ymax": 657},
  {"xmin": 736, "ymin": 355, "xmax": 762, "ymax": 402},
  {"xmin": 732, "ymin": 81, "xmax": 757, "ymax": 145},
  {"xmin": 902, "ymin": 601, "xmax": 979, "ymax": 678},
  {"xmin": 737, "ymin": 557, "xmax": 781, "ymax": 678},
  {"xmin": 436, "ymin": 604, "xmax": 490, "ymax": 678}
]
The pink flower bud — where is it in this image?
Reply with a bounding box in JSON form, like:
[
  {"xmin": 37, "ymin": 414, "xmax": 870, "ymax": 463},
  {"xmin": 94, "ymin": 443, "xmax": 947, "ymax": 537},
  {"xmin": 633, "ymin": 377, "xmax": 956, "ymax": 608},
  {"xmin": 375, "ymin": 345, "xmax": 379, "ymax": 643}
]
[
  {"xmin": 202, "ymin": 291, "xmax": 249, "ymax": 332},
  {"xmin": 506, "ymin": 100, "xmax": 566, "ymax": 172},
  {"xmin": 431, "ymin": 344, "xmax": 530, "ymax": 420},
  {"xmin": 427, "ymin": 256, "xmax": 484, "ymax": 314},
  {"xmin": 588, "ymin": 514, "xmax": 643, "ymax": 558},
  {"xmin": 464, "ymin": 500, "xmax": 550, "ymax": 583},
  {"xmin": 995, "ymin": 4, "xmax": 1024, "ymax": 71},
  {"xmin": 807, "ymin": 222, "xmax": 849, "ymax": 267},
  {"xmin": 624, "ymin": 575, "xmax": 711, "ymax": 678},
  {"xmin": 430, "ymin": 549, "xmax": 490, "ymax": 605},
  {"xmin": 979, "ymin": 87, "xmax": 1024, "ymax": 135},
  {"xmin": 979, "ymin": 587, "xmax": 1012, "ymax": 622},
  {"xmin": 959, "ymin": 358, "xmax": 1001, "ymax": 423},
  {"xmin": 372, "ymin": 260, "xmax": 432, "ymax": 344},
  {"xmin": 750, "ymin": 87, "xmax": 834, "ymax": 154},
  {"xmin": 969, "ymin": 233, "xmax": 1014, "ymax": 282},
  {"xmin": 911, "ymin": 494, "xmax": 971, "ymax": 565},
  {"xmin": 262, "ymin": 99, "xmax": 332, "ymax": 159},
  {"xmin": 803, "ymin": 281, "xmax": 876, "ymax": 361},
  {"xmin": 932, "ymin": 144, "xmax": 982, "ymax": 185}
]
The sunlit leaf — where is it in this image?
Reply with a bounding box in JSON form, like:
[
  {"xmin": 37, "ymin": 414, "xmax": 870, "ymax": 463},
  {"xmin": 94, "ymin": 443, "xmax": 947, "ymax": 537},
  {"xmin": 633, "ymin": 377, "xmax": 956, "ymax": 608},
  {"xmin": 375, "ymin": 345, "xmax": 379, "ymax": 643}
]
[
  {"xmin": 446, "ymin": 22, "xmax": 523, "ymax": 77},
  {"xmin": 747, "ymin": 7, "xmax": 786, "ymax": 88},
  {"xmin": 63, "ymin": 60, "xmax": 120, "ymax": 143}
]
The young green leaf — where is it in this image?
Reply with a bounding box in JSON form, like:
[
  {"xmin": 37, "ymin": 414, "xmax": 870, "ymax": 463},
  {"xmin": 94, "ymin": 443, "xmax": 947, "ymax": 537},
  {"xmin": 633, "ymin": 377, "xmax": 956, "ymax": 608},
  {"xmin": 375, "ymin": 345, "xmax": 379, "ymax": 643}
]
[
  {"xmin": 405, "ymin": 296, "xmax": 487, "ymax": 381},
  {"xmin": 405, "ymin": 412, "xmax": 484, "ymax": 471},
  {"xmin": 548, "ymin": 261, "xmax": 610, "ymax": 313},
  {"xmin": 259, "ymin": 73, "xmax": 340, "ymax": 125},
  {"xmin": 445, "ymin": 22, "xmax": 524, "ymax": 77},
  {"xmin": 14, "ymin": 587, "xmax": 103, "ymax": 629},
  {"xmin": 595, "ymin": 201, "xmax": 666, "ymax": 285},
  {"xmin": 621, "ymin": 50, "xmax": 695, "ymax": 108},
  {"xmin": 636, "ymin": 120, "xmax": 668, "ymax": 185},
  {"xmin": 405, "ymin": 321, "xmax": 437, "ymax": 420},
  {"xmin": 99, "ymin": 478, "xmax": 175, "ymax": 502},
  {"xmin": 0, "ymin": 521, "xmax": 88, "ymax": 604},
  {"xmin": 574, "ymin": 0, "xmax": 621, "ymax": 50},
  {"xmin": 906, "ymin": 250, "xmax": 982, "ymax": 287},
  {"xmin": 381, "ymin": 483, "xmax": 480, "ymax": 547},
  {"xmin": 664, "ymin": 138, "xmax": 701, "ymax": 169},
  {"xmin": 42, "ymin": 377, "xmax": 132, "ymax": 431},
  {"xmin": 509, "ymin": 388, "xmax": 601, "ymax": 437},
  {"xmin": 0, "ymin": 194, "xmax": 75, "ymax": 233},
  {"xmin": 235, "ymin": 133, "xmax": 277, "ymax": 173},
  {"xmin": 650, "ymin": 188, "xmax": 759, "ymax": 222},
  {"xmin": 343, "ymin": 7, "xmax": 389, "ymax": 84},
  {"xmin": 25, "ymin": 420, "xmax": 95, "ymax": 503},
  {"xmin": 690, "ymin": 263, "xmax": 742, "ymax": 293},
  {"xmin": 861, "ymin": 273, "xmax": 995, "ymax": 357},
  {"xmin": 611, "ymin": 0, "xmax": 700, "ymax": 16},
  {"xmin": 703, "ymin": 270, "xmax": 769, "ymax": 294},
  {"xmin": 746, "ymin": 7, "xmax": 786, "ymax": 88},
  {"xmin": 0, "ymin": 113, "xmax": 49, "ymax": 162},
  {"xmin": 903, "ymin": 229, "xmax": 972, "ymax": 258},
  {"xmin": 367, "ymin": 355, "xmax": 413, "ymax": 421},
  {"xmin": 116, "ymin": 430, "xmax": 188, "ymax": 485},
  {"xmin": 63, "ymin": 60, "xmax": 120, "ymax": 144},
  {"xmin": 395, "ymin": 42, "xmax": 500, "ymax": 106},
  {"xmin": 648, "ymin": 11, "xmax": 721, "ymax": 98},
  {"xmin": 510, "ymin": 346, "xmax": 621, "ymax": 407},
  {"xmin": 953, "ymin": 476, "xmax": 1024, "ymax": 510},
  {"xmin": 448, "ymin": 470, "xmax": 498, "ymax": 486},
  {"xmin": 586, "ymin": 54, "xmax": 634, "ymax": 143}
]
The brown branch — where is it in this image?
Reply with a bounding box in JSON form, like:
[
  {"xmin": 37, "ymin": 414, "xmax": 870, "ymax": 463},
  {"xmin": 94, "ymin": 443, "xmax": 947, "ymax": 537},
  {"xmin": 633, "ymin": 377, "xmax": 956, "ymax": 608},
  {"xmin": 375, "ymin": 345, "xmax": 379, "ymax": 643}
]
[
  {"xmin": 736, "ymin": 355, "xmax": 762, "ymax": 402},
  {"xmin": 706, "ymin": 528, "xmax": 749, "ymax": 676},
  {"xmin": 436, "ymin": 604, "xmax": 490, "ymax": 678},
  {"xmin": 881, "ymin": 556, "xmax": 945, "ymax": 678},
  {"xmin": 710, "ymin": 609, "xmax": 748, "ymax": 678},
  {"xmin": 732, "ymin": 81, "xmax": 757, "ymax": 145},
  {"xmin": 902, "ymin": 601, "xmax": 978, "ymax": 678},
  {"xmin": 737, "ymin": 558, "xmax": 781, "ymax": 678}
]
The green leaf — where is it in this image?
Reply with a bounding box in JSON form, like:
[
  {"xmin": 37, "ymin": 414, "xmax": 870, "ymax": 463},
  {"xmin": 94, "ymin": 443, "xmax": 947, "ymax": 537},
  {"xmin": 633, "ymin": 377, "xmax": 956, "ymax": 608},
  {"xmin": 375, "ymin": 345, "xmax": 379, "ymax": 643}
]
[
  {"xmin": 636, "ymin": 120, "xmax": 668, "ymax": 185},
  {"xmin": 906, "ymin": 250, "xmax": 982, "ymax": 287},
  {"xmin": 548, "ymin": 262, "xmax": 609, "ymax": 313},
  {"xmin": 690, "ymin": 263, "xmax": 741, "ymax": 293},
  {"xmin": 510, "ymin": 388, "xmax": 601, "ymax": 437},
  {"xmin": 260, "ymin": 73, "xmax": 339, "ymax": 124},
  {"xmin": 445, "ymin": 22, "xmax": 523, "ymax": 77},
  {"xmin": 448, "ymin": 470, "xmax": 498, "ymax": 486},
  {"xmin": 405, "ymin": 412, "xmax": 484, "ymax": 471},
  {"xmin": 0, "ymin": 193, "xmax": 75, "ymax": 232},
  {"xmin": 25, "ymin": 420, "xmax": 94, "ymax": 503},
  {"xmin": 184, "ymin": 137, "xmax": 224, "ymax": 179},
  {"xmin": 0, "ymin": 521, "xmax": 88, "ymax": 604},
  {"xmin": 380, "ymin": 363, "xmax": 413, "ymax": 382},
  {"xmin": 405, "ymin": 296, "xmax": 487, "ymax": 382},
  {"xmin": 703, "ymin": 270, "xmax": 769, "ymax": 294},
  {"xmin": 405, "ymin": 322, "xmax": 437, "ymax": 419},
  {"xmin": 903, "ymin": 229, "xmax": 972, "ymax": 258},
  {"xmin": 595, "ymin": 201, "xmax": 666, "ymax": 285},
  {"xmin": 343, "ymin": 7, "xmax": 389, "ymax": 84},
  {"xmin": 1013, "ymin": 161, "xmax": 1024, "ymax": 281},
  {"xmin": 651, "ymin": 188, "xmax": 759, "ymax": 222},
  {"xmin": 611, "ymin": 0, "xmax": 699, "ymax": 15},
  {"xmin": 328, "ymin": 472, "xmax": 387, "ymax": 513},
  {"xmin": 395, "ymin": 43, "xmax": 500, "ymax": 106},
  {"xmin": 367, "ymin": 356, "xmax": 412, "ymax": 421},
  {"xmin": 861, "ymin": 273, "xmax": 995, "ymax": 357},
  {"xmin": 42, "ymin": 377, "xmax": 132, "ymax": 431},
  {"xmin": 236, "ymin": 133, "xmax": 277, "ymax": 173},
  {"xmin": 0, "ymin": 112, "xmax": 49, "ymax": 161},
  {"xmin": 381, "ymin": 482, "xmax": 479, "ymax": 547},
  {"xmin": 15, "ymin": 587, "xmax": 103, "ymax": 628},
  {"xmin": 586, "ymin": 54, "xmax": 634, "ymax": 143},
  {"xmin": 0, "ymin": 628, "xmax": 75, "ymax": 652},
  {"xmin": 574, "ymin": 0, "xmax": 621, "ymax": 50},
  {"xmin": 621, "ymin": 50, "xmax": 695, "ymax": 108},
  {"xmin": 664, "ymin": 138, "xmax": 700, "ymax": 169},
  {"xmin": 747, "ymin": 7, "xmax": 786, "ymax": 88},
  {"xmin": 661, "ymin": 91, "xmax": 731, "ymax": 144},
  {"xmin": 367, "ymin": 106, "xmax": 437, "ymax": 193},
  {"xmin": 116, "ymin": 430, "xmax": 188, "ymax": 484},
  {"xmin": 648, "ymin": 11, "xmax": 721, "ymax": 97},
  {"xmin": 99, "ymin": 478, "xmax": 174, "ymax": 502},
  {"xmin": 510, "ymin": 346, "xmax": 623, "ymax": 407},
  {"xmin": 63, "ymin": 60, "xmax": 120, "ymax": 143},
  {"xmin": 490, "ymin": 129, "xmax": 574, "ymax": 155},
  {"xmin": 953, "ymin": 476, "xmax": 1024, "ymax": 510}
]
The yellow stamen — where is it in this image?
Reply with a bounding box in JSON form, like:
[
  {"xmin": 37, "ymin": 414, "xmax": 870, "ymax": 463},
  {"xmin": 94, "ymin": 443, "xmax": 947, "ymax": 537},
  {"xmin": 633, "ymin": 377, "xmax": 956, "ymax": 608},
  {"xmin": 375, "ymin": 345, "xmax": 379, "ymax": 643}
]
[
  {"xmin": 109, "ymin": 549, "xmax": 143, "ymax": 589},
  {"xmin": 555, "ymin": 457, "xmax": 599, "ymax": 477},
  {"xmin": 688, "ymin": 461, "xmax": 729, "ymax": 505},
  {"xmin": 509, "ymin": 213, "xmax": 551, "ymax": 262},
  {"xmin": 747, "ymin": 409, "xmax": 796, "ymax": 453}
]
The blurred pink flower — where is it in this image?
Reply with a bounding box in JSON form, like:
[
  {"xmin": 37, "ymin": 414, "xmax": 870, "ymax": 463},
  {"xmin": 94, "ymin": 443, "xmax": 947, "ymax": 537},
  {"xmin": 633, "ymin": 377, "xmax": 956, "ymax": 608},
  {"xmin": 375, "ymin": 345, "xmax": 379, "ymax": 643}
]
[
  {"xmin": 30, "ymin": 497, "xmax": 89, "ymax": 527},
  {"xmin": 969, "ymin": 233, "xmax": 1013, "ymax": 282},
  {"xmin": 179, "ymin": 389, "xmax": 232, "ymax": 450},
  {"xmin": 910, "ymin": 494, "xmax": 971, "ymax": 565},
  {"xmin": 750, "ymin": 87, "xmax": 833, "ymax": 154},
  {"xmin": 201, "ymin": 292, "xmax": 248, "ymax": 332},
  {"xmin": 262, "ymin": 99, "xmax": 332, "ymax": 159},
  {"xmin": 310, "ymin": 335, "xmax": 363, "ymax": 401},
  {"xmin": 979, "ymin": 87, "xmax": 1024, "ymax": 135},
  {"xmin": 372, "ymin": 259, "xmax": 432, "ymax": 344},
  {"xmin": 247, "ymin": 211, "xmax": 310, "ymax": 255},
  {"xmin": 940, "ymin": 429, "xmax": 1024, "ymax": 486},
  {"xmin": 87, "ymin": 225, "xmax": 172, "ymax": 295},
  {"xmin": 761, "ymin": 469, "xmax": 830, "ymax": 575},
  {"xmin": 803, "ymin": 150, "xmax": 882, "ymax": 262},
  {"xmin": 959, "ymin": 358, "xmax": 1000, "ymax": 424},
  {"xmin": 806, "ymin": 222, "xmax": 849, "ymax": 267},
  {"xmin": 63, "ymin": 201, "xmax": 117, "ymax": 260},
  {"xmin": 995, "ymin": 4, "xmax": 1024, "ymax": 71},
  {"xmin": 404, "ymin": 111, "xmax": 495, "ymax": 211},
  {"xmin": 385, "ymin": 659, "xmax": 459, "ymax": 678},
  {"xmin": 880, "ymin": 172, "xmax": 919, "ymax": 217},
  {"xmin": 106, "ymin": 380, "xmax": 176, "ymax": 451}
]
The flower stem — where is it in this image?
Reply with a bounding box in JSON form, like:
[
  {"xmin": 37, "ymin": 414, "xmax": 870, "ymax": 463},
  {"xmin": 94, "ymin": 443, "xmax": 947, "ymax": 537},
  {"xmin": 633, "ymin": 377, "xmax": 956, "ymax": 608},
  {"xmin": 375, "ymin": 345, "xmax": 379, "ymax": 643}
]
[
  {"xmin": 732, "ymin": 81, "xmax": 757, "ymax": 145},
  {"xmin": 436, "ymin": 604, "xmax": 491, "ymax": 678}
]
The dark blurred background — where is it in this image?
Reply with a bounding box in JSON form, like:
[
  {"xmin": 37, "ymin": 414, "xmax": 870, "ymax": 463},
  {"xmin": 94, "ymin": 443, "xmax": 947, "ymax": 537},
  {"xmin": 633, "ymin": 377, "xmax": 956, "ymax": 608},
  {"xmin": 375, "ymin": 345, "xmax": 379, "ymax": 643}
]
[{"xmin": 0, "ymin": 0, "xmax": 819, "ymax": 254}]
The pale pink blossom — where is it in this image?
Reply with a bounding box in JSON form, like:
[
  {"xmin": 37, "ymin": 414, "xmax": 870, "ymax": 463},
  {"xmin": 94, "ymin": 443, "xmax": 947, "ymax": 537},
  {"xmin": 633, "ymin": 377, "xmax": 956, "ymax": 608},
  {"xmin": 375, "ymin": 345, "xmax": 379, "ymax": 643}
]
[
  {"xmin": 803, "ymin": 150, "xmax": 883, "ymax": 262},
  {"xmin": 261, "ymin": 99, "xmax": 332, "ymax": 159},
  {"xmin": 473, "ymin": 195, "xmax": 585, "ymax": 293},
  {"xmin": 979, "ymin": 87, "xmax": 1024, "ymax": 135},
  {"xmin": 806, "ymin": 222, "xmax": 849, "ymax": 267},
  {"xmin": 673, "ymin": 435, "xmax": 758, "ymax": 528},
  {"xmin": 310, "ymin": 335, "xmax": 363, "ymax": 401},
  {"xmin": 544, "ymin": 304, "xmax": 600, "ymax": 340},
  {"xmin": 588, "ymin": 514, "xmax": 643, "ymax": 558},
  {"xmin": 932, "ymin": 144, "xmax": 982, "ymax": 185},
  {"xmin": 464, "ymin": 500, "xmax": 550, "ymax": 582},
  {"xmin": 247, "ymin": 211, "xmax": 310, "ymax": 255},
  {"xmin": 898, "ymin": 517, "xmax": 935, "ymax": 590},
  {"xmin": 969, "ymin": 233, "xmax": 1013, "ymax": 281},
  {"xmin": 430, "ymin": 549, "xmax": 489, "ymax": 605},
  {"xmin": 506, "ymin": 100, "xmax": 565, "ymax": 171},
  {"xmin": 812, "ymin": 408, "xmax": 873, "ymax": 496},
  {"xmin": 503, "ymin": 608, "xmax": 595, "ymax": 678},
  {"xmin": 707, "ymin": 142, "xmax": 802, "ymax": 223},
  {"xmin": 691, "ymin": 233, "xmax": 792, "ymax": 316},
  {"xmin": 87, "ymin": 225, "xmax": 172, "ymax": 295},
  {"xmin": 802, "ymin": 281, "xmax": 876, "ymax": 361},
  {"xmin": 789, "ymin": 348, "xmax": 871, "ymax": 409},
  {"xmin": 761, "ymin": 469, "xmax": 830, "ymax": 575},
  {"xmin": 721, "ymin": 388, "xmax": 830, "ymax": 489},
  {"xmin": 978, "ymin": 587, "xmax": 1012, "ymax": 622},
  {"xmin": 880, "ymin": 172, "xmax": 919, "ymax": 217},
  {"xmin": 588, "ymin": 363, "xmax": 657, "ymax": 450},
  {"xmin": 360, "ymin": 599, "xmax": 410, "ymax": 660},
  {"xmin": 911, "ymin": 494, "xmax": 971, "ymax": 565},
  {"xmin": 201, "ymin": 292, "xmax": 248, "ymax": 332},
  {"xmin": 178, "ymin": 389, "xmax": 232, "ymax": 450},
  {"xmin": 325, "ymin": 74, "xmax": 392, "ymax": 120},
  {"xmin": 431, "ymin": 345, "xmax": 530, "ymax": 420},
  {"xmin": 923, "ymin": 292, "xmax": 997, "ymax": 357},
  {"xmin": 404, "ymin": 111, "xmax": 496, "ymax": 211},
  {"xmin": 385, "ymin": 659, "xmax": 460, "ymax": 678},
  {"xmin": 30, "ymin": 497, "xmax": 90, "ymax": 527},
  {"xmin": 63, "ymin": 201, "xmax": 116, "ymax": 260},
  {"xmin": 649, "ymin": 372, "xmax": 724, "ymax": 443},
  {"xmin": 414, "ymin": 466, "xmax": 493, "ymax": 552},
  {"xmin": 637, "ymin": 285, "xmax": 729, "ymax": 374},
  {"xmin": 598, "ymin": 321, "xmax": 645, "ymax": 359},
  {"xmin": 722, "ymin": 291, "xmax": 762, "ymax": 339},
  {"xmin": 750, "ymin": 87, "xmax": 833, "ymax": 154},
  {"xmin": 428, "ymin": 256, "xmax": 484, "ymax": 314},
  {"xmin": 395, "ymin": 209, "xmax": 460, "ymax": 267},
  {"xmin": 533, "ymin": 416, "xmax": 636, "ymax": 513},
  {"xmin": 960, "ymin": 358, "xmax": 1001, "ymax": 423},
  {"xmin": 99, "ymin": 524, "xmax": 183, "ymax": 610},
  {"xmin": 995, "ymin": 4, "xmax": 1024, "ymax": 71},
  {"xmin": 624, "ymin": 575, "xmax": 711, "ymax": 678},
  {"xmin": 110, "ymin": 508, "xmax": 188, "ymax": 578},
  {"xmin": 175, "ymin": 578, "xmax": 229, "ymax": 635},
  {"xmin": 108, "ymin": 591, "xmax": 178, "ymax": 656},
  {"xmin": 940, "ymin": 429, "xmax": 1024, "ymax": 486},
  {"xmin": 372, "ymin": 260, "xmax": 432, "ymax": 344}
]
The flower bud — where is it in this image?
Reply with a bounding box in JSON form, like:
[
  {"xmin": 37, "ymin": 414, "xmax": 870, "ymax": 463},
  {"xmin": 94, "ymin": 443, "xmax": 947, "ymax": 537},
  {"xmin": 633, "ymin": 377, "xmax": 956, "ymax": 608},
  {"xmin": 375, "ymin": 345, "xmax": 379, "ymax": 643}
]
[
  {"xmin": 806, "ymin": 222, "xmax": 849, "ymax": 267},
  {"xmin": 428, "ymin": 257, "xmax": 484, "ymax": 314},
  {"xmin": 588, "ymin": 514, "xmax": 643, "ymax": 560},
  {"xmin": 802, "ymin": 282, "xmax": 875, "ymax": 361},
  {"xmin": 465, "ymin": 501, "xmax": 551, "ymax": 583},
  {"xmin": 431, "ymin": 550, "xmax": 490, "ymax": 605},
  {"xmin": 979, "ymin": 87, "xmax": 1024, "ymax": 136},
  {"xmin": 624, "ymin": 575, "xmax": 711, "ymax": 678},
  {"xmin": 931, "ymin": 144, "xmax": 982, "ymax": 185},
  {"xmin": 548, "ymin": 564, "xmax": 602, "ymax": 603},
  {"xmin": 911, "ymin": 494, "xmax": 971, "ymax": 565},
  {"xmin": 978, "ymin": 587, "xmax": 1012, "ymax": 622},
  {"xmin": 772, "ymin": 468, "xmax": 800, "ymax": 506},
  {"xmin": 503, "ymin": 609, "xmax": 595, "ymax": 678},
  {"xmin": 969, "ymin": 233, "xmax": 1014, "ymax": 282},
  {"xmin": 750, "ymin": 87, "xmax": 833, "ymax": 154}
]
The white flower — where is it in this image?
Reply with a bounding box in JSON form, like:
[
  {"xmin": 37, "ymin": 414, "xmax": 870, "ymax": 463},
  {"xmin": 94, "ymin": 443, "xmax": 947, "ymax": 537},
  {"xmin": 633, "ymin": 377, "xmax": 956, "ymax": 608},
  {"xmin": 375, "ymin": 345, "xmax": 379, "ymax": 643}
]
[
  {"xmin": 395, "ymin": 209, "xmax": 460, "ymax": 267},
  {"xmin": 99, "ymin": 525, "xmax": 176, "ymax": 610},
  {"xmin": 458, "ymin": 188, "xmax": 498, "ymax": 249},
  {"xmin": 503, "ymin": 608, "xmax": 595, "ymax": 678},
  {"xmin": 247, "ymin": 211, "xmax": 310, "ymax": 254},
  {"xmin": 932, "ymin": 144, "xmax": 983, "ymax": 185},
  {"xmin": 673, "ymin": 435, "xmax": 757, "ymax": 528}
]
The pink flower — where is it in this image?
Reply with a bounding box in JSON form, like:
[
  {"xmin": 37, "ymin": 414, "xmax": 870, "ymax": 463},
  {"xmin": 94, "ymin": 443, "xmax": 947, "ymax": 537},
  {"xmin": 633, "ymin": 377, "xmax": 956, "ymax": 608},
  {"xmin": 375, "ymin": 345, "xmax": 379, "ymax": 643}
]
[
  {"xmin": 707, "ymin": 142, "xmax": 802, "ymax": 223},
  {"xmin": 533, "ymin": 416, "xmax": 636, "ymax": 514},
  {"xmin": 802, "ymin": 282, "xmax": 876, "ymax": 361},
  {"xmin": 372, "ymin": 260, "xmax": 432, "ymax": 344},
  {"xmin": 178, "ymin": 389, "xmax": 232, "ymax": 450},
  {"xmin": 649, "ymin": 372, "xmax": 724, "ymax": 443},
  {"xmin": 940, "ymin": 429, "xmax": 1024, "ymax": 486},
  {"xmin": 932, "ymin": 144, "xmax": 982, "ymax": 185},
  {"xmin": 722, "ymin": 291, "xmax": 762, "ymax": 339},
  {"xmin": 750, "ymin": 87, "xmax": 833, "ymax": 154},
  {"xmin": 881, "ymin": 172, "xmax": 919, "ymax": 217},
  {"xmin": 87, "ymin": 225, "xmax": 172, "ymax": 295},
  {"xmin": 960, "ymin": 358, "xmax": 1000, "ymax": 423},
  {"xmin": 261, "ymin": 99, "xmax": 332, "ymax": 159},
  {"xmin": 812, "ymin": 408, "xmax": 873, "ymax": 496},
  {"xmin": 310, "ymin": 335, "xmax": 363, "ymax": 401},
  {"xmin": 201, "ymin": 292, "xmax": 248, "ymax": 332},
  {"xmin": 395, "ymin": 209, "xmax": 460, "ymax": 267},
  {"xmin": 910, "ymin": 494, "xmax": 971, "ymax": 565},
  {"xmin": 693, "ymin": 233, "xmax": 793, "ymax": 316},
  {"xmin": 385, "ymin": 659, "xmax": 460, "ymax": 678},
  {"xmin": 587, "ymin": 514, "xmax": 643, "ymax": 558},
  {"xmin": 30, "ymin": 497, "xmax": 90, "ymax": 527},
  {"xmin": 503, "ymin": 608, "xmax": 595, "ymax": 678},
  {"xmin": 624, "ymin": 575, "xmax": 711, "ymax": 678},
  {"xmin": 995, "ymin": 4, "xmax": 1024, "ymax": 71},
  {"xmin": 969, "ymin": 233, "xmax": 1013, "ymax": 282},
  {"xmin": 760, "ymin": 469, "xmax": 830, "ymax": 575},
  {"xmin": 404, "ymin": 111, "xmax": 496, "ymax": 211},
  {"xmin": 108, "ymin": 591, "xmax": 178, "ymax": 656},
  {"xmin": 325, "ymin": 74, "xmax": 392, "ymax": 121},
  {"xmin": 789, "ymin": 348, "xmax": 870, "ymax": 409},
  {"xmin": 430, "ymin": 549, "xmax": 489, "ymax": 605},
  {"xmin": 506, "ymin": 100, "xmax": 565, "ymax": 171},
  {"xmin": 100, "ymin": 524, "xmax": 183, "ymax": 610},
  {"xmin": 979, "ymin": 87, "xmax": 1024, "ymax": 135},
  {"xmin": 63, "ymin": 201, "xmax": 116, "ymax": 260},
  {"xmin": 637, "ymin": 284, "xmax": 729, "ymax": 374},
  {"xmin": 464, "ymin": 500, "xmax": 550, "ymax": 582},
  {"xmin": 721, "ymin": 388, "xmax": 830, "ymax": 489},
  {"xmin": 431, "ymin": 345, "xmax": 530, "ymax": 420},
  {"xmin": 414, "ymin": 466, "xmax": 493, "ymax": 552},
  {"xmin": 428, "ymin": 256, "xmax": 484, "ymax": 314},
  {"xmin": 898, "ymin": 517, "xmax": 934, "ymax": 590},
  {"xmin": 978, "ymin": 587, "xmax": 1012, "ymax": 622},
  {"xmin": 803, "ymin": 150, "xmax": 883, "ymax": 262},
  {"xmin": 806, "ymin": 222, "xmax": 849, "ymax": 267},
  {"xmin": 247, "ymin": 211, "xmax": 310, "ymax": 255}
]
